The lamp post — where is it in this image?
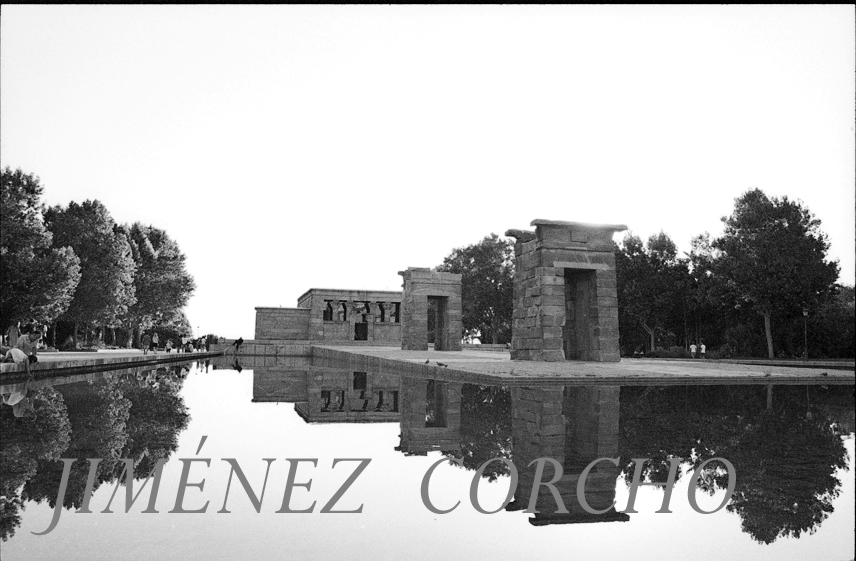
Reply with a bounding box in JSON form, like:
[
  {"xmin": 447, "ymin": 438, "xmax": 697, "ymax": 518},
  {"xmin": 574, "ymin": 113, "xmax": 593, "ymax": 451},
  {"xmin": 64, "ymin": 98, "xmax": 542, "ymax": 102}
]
[{"xmin": 802, "ymin": 308, "xmax": 808, "ymax": 362}]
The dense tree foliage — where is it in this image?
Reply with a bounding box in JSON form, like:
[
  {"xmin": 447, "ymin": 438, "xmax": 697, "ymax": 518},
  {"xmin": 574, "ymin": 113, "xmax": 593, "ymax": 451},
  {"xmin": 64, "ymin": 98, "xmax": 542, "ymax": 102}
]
[
  {"xmin": 613, "ymin": 190, "xmax": 848, "ymax": 359},
  {"xmin": 1, "ymin": 167, "xmax": 195, "ymax": 348},
  {"xmin": 44, "ymin": 201, "xmax": 137, "ymax": 345},
  {"xmin": 0, "ymin": 168, "xmax": 81, "ymax": 326},
  {"xmin": 615, "ymin": 232, "xmax": 689, "ymax": 352},
  {"xmin": 713, "ymin": 189, "xmax": 840, "ymax": 358},
  {"xmin": 436, "ymin": 234, "xmax": 514, "ymax": 344},
  {"xmin": 125, "ymin": 224, "xmax": 196, "ymax": 346}
]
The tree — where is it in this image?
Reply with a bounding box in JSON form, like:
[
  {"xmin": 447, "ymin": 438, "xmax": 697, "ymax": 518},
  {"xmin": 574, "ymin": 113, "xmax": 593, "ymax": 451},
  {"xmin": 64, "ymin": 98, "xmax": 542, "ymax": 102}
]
[
  {"xmin": 44, "ymin": 200, "xmax": 137, "ymax": 346},
  {"xmin": 616, "ymin": 232, "xmax": 689, "ymax": 352},
  {"xmin": 124, "ymin": 223, "xmax": 196, "ymax": 347},
  {"xmin": 436, "ymin": 234, "xmax": 514, "ymax": 344},
  {"xmin": 714, "ymin": 189, "xmax": 839, "ymax": 358},
  {"xmin": 808, "ymin": 285, "xmax": 855, "ymax": 358},
  {"xmin": 686, "ymin": 232, "xmax": 748, "ymax": 353},
  {"xmin": 0, "ymin": 167, "xmax": 81, "ymax": 327}
]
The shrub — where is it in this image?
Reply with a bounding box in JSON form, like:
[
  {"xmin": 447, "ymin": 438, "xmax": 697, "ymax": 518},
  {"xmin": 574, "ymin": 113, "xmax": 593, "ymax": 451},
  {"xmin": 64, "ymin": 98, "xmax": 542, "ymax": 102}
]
[{"xmin": 647, "ymin": 346, "xmax": 692, "ymax": 359}]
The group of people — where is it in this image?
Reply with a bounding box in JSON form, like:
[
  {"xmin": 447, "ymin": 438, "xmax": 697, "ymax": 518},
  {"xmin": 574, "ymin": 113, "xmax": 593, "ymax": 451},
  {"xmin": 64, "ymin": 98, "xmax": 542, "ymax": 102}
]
[
  {"xmin": 140, "ymin": 332, "xmax": 210, "ymax": 355},
  {"xmin": 140, "ymin": 331, "xmax": 160, "ymax": 355},
  {"xmin": 690, "ymin": 342, "xmax": 707, "ymax": 359},
  {"xmin": 2, "ymin": 322, "xmax": 44, "ymax": 419},
  {"xmin": 179, "ymin": 336, "xmax": 210, "ymax": 353},
  {"xmin": 2, "ymin": 322, "xmax": 43, "ymax": 373}
]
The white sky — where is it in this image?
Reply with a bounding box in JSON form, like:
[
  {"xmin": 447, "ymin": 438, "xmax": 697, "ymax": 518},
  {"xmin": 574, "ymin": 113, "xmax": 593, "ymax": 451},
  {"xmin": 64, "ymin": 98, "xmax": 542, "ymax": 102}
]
[{"xmin": 2, "ymin": 5, "xmax": 854, "ymax": 338}]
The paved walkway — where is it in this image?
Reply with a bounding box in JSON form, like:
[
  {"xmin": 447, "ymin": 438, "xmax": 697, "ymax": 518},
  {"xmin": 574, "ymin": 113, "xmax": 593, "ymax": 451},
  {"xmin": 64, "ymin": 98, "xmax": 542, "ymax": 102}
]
[
  {"xmin": 0, "ymin": 349, "xmax": 224, "ymax": 379},
  {"xmin": 314, "ymin": 346, "xmax": 855, "ymax": 385}
]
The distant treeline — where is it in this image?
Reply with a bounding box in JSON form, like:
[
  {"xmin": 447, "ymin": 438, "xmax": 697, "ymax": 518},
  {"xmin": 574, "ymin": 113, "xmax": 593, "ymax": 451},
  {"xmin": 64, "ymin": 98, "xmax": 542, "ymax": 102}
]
[{"xmin": 1, "ymin": 167, "xmax": 196, "ymax": 349}]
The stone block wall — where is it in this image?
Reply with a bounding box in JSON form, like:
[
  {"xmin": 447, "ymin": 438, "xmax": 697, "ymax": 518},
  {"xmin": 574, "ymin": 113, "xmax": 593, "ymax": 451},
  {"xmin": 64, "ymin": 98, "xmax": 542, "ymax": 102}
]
[
  {"xmin": 399, "ymin": 268, "xmax": 462, "ymax": 351},
  {"xmin": 562, "ymin": 386, "xmax": 620, "ymax": 470},
  {"xmin": 255, "ymin": 289, "xmax": 402, "ymax": 344},
  {"xmin": 252, "ymin": 366, "xmax": 310, "ymax": 402},
  {"xmin": 299, "ymin": 288, "xmax": 402, "ymax": 344},
  {"xmin": 255, "ymin": 308, "xmax": 311, "ymax": 340},
  {"xmin": 397, "ymin": 377, "xmax": 462, "ymax": 455},
  {"xmin": 510, "ymin": 385, "xmax": 625, "ymax": 524},
  {"xmin": 506, "ymin": 220, "xmax": 626, "ymax": 362}
]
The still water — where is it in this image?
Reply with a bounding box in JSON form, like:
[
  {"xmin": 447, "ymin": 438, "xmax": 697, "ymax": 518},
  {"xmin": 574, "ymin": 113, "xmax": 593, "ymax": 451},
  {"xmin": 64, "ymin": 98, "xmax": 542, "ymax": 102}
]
[{"xmin": 1, "ymin": 357, "xmax": 853, "ymax": 560}]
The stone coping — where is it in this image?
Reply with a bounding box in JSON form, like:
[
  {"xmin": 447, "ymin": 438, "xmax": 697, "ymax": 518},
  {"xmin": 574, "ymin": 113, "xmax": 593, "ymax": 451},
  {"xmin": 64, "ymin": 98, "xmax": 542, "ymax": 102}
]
[
  {"xmin": 0, "ymin": 350, "xmax": 224, "ymax": 381},
  {"xmin": 311, "ymin": 346, "xmax": 855, "ymax": 386},
  {"xmin": 296, "ymin": 288, "xmax": 403, "ymax": 302},
  {"xmin": 530, "ymin": 219, "xmax": 628, "ymax": 231}
]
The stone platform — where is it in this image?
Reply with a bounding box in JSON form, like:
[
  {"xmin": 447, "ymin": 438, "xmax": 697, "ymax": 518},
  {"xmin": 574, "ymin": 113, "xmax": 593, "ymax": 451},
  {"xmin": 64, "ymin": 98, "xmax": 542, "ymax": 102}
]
[
  {"xmin": 312, "ymin": 345, "xmax": 855, "ymax": 386},
  {"xmin": 0, "ymin": 349, "xmax": 224, "ymax": 382}
]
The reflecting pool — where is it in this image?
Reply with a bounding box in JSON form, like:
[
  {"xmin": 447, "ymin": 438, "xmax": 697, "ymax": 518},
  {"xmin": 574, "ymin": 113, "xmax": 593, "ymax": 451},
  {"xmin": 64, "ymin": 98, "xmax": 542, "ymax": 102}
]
[{"xmin": 1, "ymin": 358, "xmax": 853, "ymax": 560}]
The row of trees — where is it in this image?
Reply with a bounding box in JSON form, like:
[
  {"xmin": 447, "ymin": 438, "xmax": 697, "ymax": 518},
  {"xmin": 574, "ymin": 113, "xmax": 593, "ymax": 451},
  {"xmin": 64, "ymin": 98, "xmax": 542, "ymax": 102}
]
[
  {"xmin": 616, "ymin": 189, "xmax": 846, "ymax": 358},
  {"xmin": 1, "ymin": 167, "xmax": 196, "ymax": 348},
  {"xmin": 436, "ymin": 189, "xmax": 852, "ymax": 358}
]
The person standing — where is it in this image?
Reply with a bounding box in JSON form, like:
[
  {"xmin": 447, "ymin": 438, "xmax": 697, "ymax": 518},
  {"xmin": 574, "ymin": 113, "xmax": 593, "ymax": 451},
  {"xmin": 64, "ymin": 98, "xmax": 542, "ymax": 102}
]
[
  {"xmin": 700, "ymin": 343, "xmax": 706, "ymax": 359},
  {"xmin": 16, "ymin": 326, "xmax": 41, "ymax": 360},
  {"xmin": 5, "ymin": 322, "xmax": 21, "ymax": 348},
  {"xmin": 689, "ymin": 342, "xmax": 697, "ymax": 359},
  {"xmin": 141, "ymin": 333, "xmax": 151, "ymax": 355},
  {"xmin": 151, "ymin": 332, "xmax": 159, "ymax": 354}
]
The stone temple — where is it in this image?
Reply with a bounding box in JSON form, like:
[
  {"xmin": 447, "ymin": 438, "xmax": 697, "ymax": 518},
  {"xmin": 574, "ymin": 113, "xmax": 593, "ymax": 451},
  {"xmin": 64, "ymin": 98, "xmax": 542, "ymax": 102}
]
[
  {"xmin": 254, "ymin": 219, "xmax": 625, "ymax": 362},
  {"xmin": 506, "ymin": 220, "xmax": 627, "ymax": 362}
]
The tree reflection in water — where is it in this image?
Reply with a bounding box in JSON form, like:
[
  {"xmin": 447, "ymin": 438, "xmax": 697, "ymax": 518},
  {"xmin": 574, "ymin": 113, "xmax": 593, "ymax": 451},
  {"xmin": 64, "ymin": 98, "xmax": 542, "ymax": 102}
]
[
  {"xmin": 452, "ymin": 384, "xmax": 513, "ymax": 482},
  {"xmin": 0, "ymin": 365, "xmax": 190, "ymax": 541},
  {"xmin": 0, "ymin": 387, "xmax": 71, "ymax": 541},
  {"xmin": 619, "ymin": 385, "xmax": 851, "ymax": 544}
]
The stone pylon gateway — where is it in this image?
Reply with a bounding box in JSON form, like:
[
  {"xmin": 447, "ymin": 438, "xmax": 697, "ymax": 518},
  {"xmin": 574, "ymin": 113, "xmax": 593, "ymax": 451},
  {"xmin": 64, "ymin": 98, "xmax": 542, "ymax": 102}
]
[
  {"xmin": 506, "ymin": 219, "xmax": 627, "ymax": 362},
  {"xmin": 399, "ymin": 268, "xmax": 463, "ymax": 351}
]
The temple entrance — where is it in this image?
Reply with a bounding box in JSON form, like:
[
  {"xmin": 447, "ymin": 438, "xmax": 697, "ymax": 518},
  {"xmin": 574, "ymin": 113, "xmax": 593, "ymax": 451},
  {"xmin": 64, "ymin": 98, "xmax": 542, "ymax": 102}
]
[
  {"xmin": 563, "ymin": 269, "xmax": 596, "ymax": 360},
  {"xmin": 428, "ymin": 296, "xmax": 450, "ymax": 350},
  {"xmin": 399, "ymin": 268, "xmax": 462, "ymax": 352},
  {"xmin": 425, "ymin": 379, "xmax": 447, "ymax": 428}
]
